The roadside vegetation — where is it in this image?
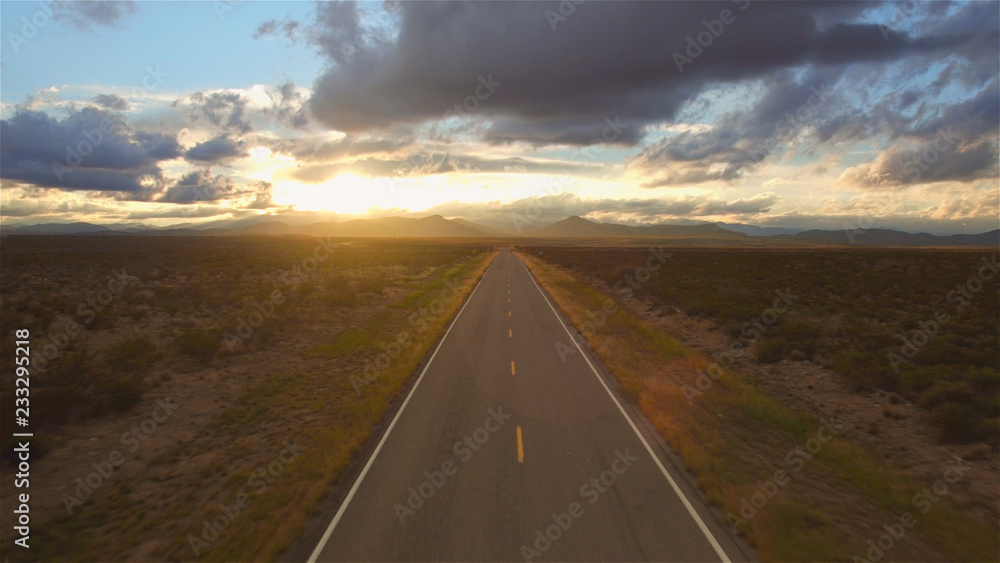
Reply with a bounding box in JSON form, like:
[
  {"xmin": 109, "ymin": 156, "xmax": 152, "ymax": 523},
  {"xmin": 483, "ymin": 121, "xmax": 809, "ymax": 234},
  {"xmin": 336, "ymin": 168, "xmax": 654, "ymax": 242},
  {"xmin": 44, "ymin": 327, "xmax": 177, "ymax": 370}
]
[
  {"xmin": 519, "ymin": 249, "xmax": 998, "ymax": 562},
  {"xmin": 522, "ymin": 246, "xmax": 999, "ymax": 445},
  {"xmin": 0, "ymin": 236, "xmax": 495, "ymax": 561}
]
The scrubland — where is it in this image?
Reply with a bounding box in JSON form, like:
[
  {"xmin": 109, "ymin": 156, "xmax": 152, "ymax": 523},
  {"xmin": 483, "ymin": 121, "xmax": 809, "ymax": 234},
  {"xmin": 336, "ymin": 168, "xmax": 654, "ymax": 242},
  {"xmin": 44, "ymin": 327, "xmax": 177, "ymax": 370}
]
[
  {"xmin": 0, "ymin": 236, "xmax": 494, "ymax": 561},
  {"xmin": 519, "ymin": 246, "xmax": 998, "ymax": 562}
]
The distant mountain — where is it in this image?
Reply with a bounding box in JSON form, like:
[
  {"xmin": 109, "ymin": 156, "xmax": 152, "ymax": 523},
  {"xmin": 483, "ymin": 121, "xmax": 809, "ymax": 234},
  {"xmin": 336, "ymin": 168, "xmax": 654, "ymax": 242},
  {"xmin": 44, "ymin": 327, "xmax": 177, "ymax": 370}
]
[
  {"xmin": 238, "ymin": 221, "xmax": 298, "ymax": 235},
  {"xmin": 715, "ymin": 222, "xmax": 803, "ymax": 236},
  {"xmin": 450, "ymin": 218, "xmax": 506, "ymax": 236},
  {"xmin": 100, "ymin": 222, "xmax": 156, "ymax": 231},
  {"xmin": 300, "ymin": 215, "xmax": 489, "ymax": 237},
  {"xmin": 5, "ymin": 222, "xmax": 112, "ymax": 234},
  {"xmin": 4, "ymin": 216, "xmax": 995, "ymax": 246},
  {"xmin": 534, "ymin": 216, "xmax": 742, "ymax": 238},
  {"xmin": 781, "ymin": 228, "xmax": 1000, "ymax": 246},
  {"xmin": 232, "ymin": 215, "xmax": 494, "ymax": 237}
]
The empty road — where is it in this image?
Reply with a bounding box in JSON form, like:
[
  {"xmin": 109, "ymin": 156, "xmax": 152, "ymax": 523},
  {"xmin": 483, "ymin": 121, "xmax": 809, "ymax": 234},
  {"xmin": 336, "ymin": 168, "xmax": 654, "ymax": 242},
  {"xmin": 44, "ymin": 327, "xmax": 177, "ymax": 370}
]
[{"xmin": 307, "ymin": 247, "xmax": 742, "ymax": 562}]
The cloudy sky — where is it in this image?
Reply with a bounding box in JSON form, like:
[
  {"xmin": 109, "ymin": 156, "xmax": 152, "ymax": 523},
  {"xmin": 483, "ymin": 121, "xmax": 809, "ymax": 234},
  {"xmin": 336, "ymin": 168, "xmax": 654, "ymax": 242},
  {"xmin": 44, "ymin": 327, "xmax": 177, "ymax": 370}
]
[{"xmin": 1, "ymin": 1, "xmax": 997, "ymax": 233}]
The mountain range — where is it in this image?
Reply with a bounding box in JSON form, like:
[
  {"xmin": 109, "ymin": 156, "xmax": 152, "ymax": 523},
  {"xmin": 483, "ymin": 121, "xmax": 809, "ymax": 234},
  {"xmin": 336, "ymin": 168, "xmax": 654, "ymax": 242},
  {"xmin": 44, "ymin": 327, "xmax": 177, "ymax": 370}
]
[{"xmin": 3, "ymin": 215, "xmax": 997, "ymax": 246}]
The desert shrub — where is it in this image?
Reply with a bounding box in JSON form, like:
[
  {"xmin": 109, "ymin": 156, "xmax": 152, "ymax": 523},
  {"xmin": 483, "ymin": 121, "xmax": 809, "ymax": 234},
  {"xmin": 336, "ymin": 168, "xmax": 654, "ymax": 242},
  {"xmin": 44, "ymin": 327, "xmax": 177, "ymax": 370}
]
[
  {"xmin": 174, "ymin": 327, "xmax": 220, "ymax": 363},
  {"xmin": 770, "ymin": 322, "xmax": 822, "ymax": 359},
  {"xmin": 931, "ymin": 402, "xmax": 982, "ymax": 443},
  {"xmin": 757, "ymin": 338, "xmax": 790, "ymax": 363},
  {"xmin": 833, "ymin": 350, "xmax": 897, "ymax": 390},
  {"xmin": 918, "ymin": 379, "xmax": 974, "ymax": 410},
  {"xmin": 104, "ymin": 337, "xmax": 161, "ymax": 374},
  {"xmin": 899, "ymin": 365, "xmax": 952, "ymax": 396},
  {"xmin": 108, "ymin": 376, "xmax": 145, "ymax": 412},
  {"xmin": 323, "ymin": 275, "xmax": 357, "ymax": 307},
  {"xmin": 355, "ymin": 275, "xmax": 389, "ymax": 296}
]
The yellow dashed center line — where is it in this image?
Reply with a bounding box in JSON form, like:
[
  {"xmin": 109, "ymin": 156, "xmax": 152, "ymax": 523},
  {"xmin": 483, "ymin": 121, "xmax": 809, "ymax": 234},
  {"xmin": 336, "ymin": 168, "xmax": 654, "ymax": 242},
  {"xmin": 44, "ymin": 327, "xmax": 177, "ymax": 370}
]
[
  {"xmin": 516, "ymin": 426, "xmax": 524, "ymax": 463},
  {"xmin": 508, "ymin": 310, "xmax": 511, "ymax": 317},
  {"xmin": 511, "ymin": 360, "xmax": 516, "ymax": 375},
  {"xmin": 509, "ymin": 329, "xmax": 512, "ymax": 338}
]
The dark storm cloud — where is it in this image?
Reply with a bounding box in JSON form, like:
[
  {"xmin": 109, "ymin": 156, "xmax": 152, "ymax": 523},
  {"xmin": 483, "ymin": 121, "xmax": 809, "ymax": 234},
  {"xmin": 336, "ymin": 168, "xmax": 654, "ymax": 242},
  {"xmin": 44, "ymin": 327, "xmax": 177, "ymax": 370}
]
[
  {"xmin": 0, "ymin": 107, "xmax": 181, "ymax": 197},
  {"xmin": 51, "ymin": 0, "xmax": 138, "ymax": 31},
  {"xmin": 484, "ymin": 116, "xmax": 643, "ymax": 147},
  {"xmin": 630, "ymin": 69, "xmax": 840, "ymax": 186},
  {"xmin": 243, "ymin": 181, "xmax": 276, "ymax": 210},
  {"xmin": 264, "ymin": 81, "xmax": 312, "ymax": 130},
  {"xmin": 184, "ymin": 135, "xmax": 246, "ymax": 163},
  {"xmin": 839, "ymin": 79, "xmax": 1000, "ymax": 189},
  {"xmin": 158, "ymin": 170, "xmax": 240, "ymax": 204},
  {"xmin": 632, "ymin": 69, "xmax": 998, "ymax": 187},
  {"xmin": 841, "ymin": 140, "xmax": 998, "ymax": 188},
  {"xmin": 158, "ymin": 171, "xmax": 272, "ymax": 207},
  {"xmin": 910, "ymin": 83, "xmax": 1000, "ymax": 143},
  {"xmin": 91, "ymin": 93, "xmax": 130, "ymax": 111},
  {"xmin": 182, "ymin": 91, "xmax": 252, "ymax": 135},
  {"xmin": 304, "ymin": 1, "xmax": 985, "ymax": 144}
]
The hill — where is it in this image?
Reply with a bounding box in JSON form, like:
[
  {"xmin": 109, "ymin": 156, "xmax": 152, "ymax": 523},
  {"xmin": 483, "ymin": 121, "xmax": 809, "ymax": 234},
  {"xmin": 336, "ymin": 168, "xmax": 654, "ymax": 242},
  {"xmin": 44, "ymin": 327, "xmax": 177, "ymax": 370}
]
[{"xmin": 533, "ymin": 216, "xmax": 743, "ymax": 238}]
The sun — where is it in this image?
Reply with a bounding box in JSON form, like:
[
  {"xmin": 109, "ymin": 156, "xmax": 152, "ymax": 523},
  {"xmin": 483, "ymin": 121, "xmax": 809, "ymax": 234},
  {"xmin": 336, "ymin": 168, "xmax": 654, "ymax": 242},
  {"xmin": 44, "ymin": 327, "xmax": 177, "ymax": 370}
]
[{"xmin": 271, "ymin": 174, "xmax": 390, "ymax": 215}]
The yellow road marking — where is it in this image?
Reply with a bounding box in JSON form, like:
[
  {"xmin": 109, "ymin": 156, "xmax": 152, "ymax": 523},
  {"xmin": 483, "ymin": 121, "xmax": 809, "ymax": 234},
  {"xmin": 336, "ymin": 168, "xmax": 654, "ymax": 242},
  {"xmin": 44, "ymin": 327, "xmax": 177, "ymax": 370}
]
[
  {"xmin": 509, "ymin": 329, "xmax": 512, "ymax": 338},
  {"xmin": 508, "ymin": 310, "xmax": 511, "ymax": 317},
  {"xmin": 511, "ymin": 360, "xmax": 516, "ymax": 375},
  {"xmin": 516, "ymin": 426, "xmax": 524, "ymax": 463}
]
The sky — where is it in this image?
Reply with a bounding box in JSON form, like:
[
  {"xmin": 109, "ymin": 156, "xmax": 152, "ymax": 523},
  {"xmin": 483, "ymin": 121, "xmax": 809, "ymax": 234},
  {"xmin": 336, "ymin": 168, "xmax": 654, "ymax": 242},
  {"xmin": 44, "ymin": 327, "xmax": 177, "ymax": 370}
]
[{"xmin": 1, "ymin": 0, "xmax": 998, "ymax": 234}]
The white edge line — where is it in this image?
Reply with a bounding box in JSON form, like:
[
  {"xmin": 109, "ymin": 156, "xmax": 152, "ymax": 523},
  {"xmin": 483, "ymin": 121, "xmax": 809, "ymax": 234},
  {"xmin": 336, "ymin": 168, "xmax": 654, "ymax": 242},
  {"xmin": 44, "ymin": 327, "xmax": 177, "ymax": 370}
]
[
  {"xmin": 515, "ymin": 254, "xmax": 732, "ymax": 563},
  {"xmin": 307, "ymin": 252, "xmax": 500, "ymax": 562}
]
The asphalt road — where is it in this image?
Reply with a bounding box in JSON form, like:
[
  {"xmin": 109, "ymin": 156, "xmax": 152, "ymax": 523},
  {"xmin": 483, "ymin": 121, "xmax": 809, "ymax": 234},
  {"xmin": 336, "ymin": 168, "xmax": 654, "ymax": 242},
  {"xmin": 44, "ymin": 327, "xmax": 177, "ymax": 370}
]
[{"xmin": 308, "ymin": 247, "xmax": 743, "ymax": 562}]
